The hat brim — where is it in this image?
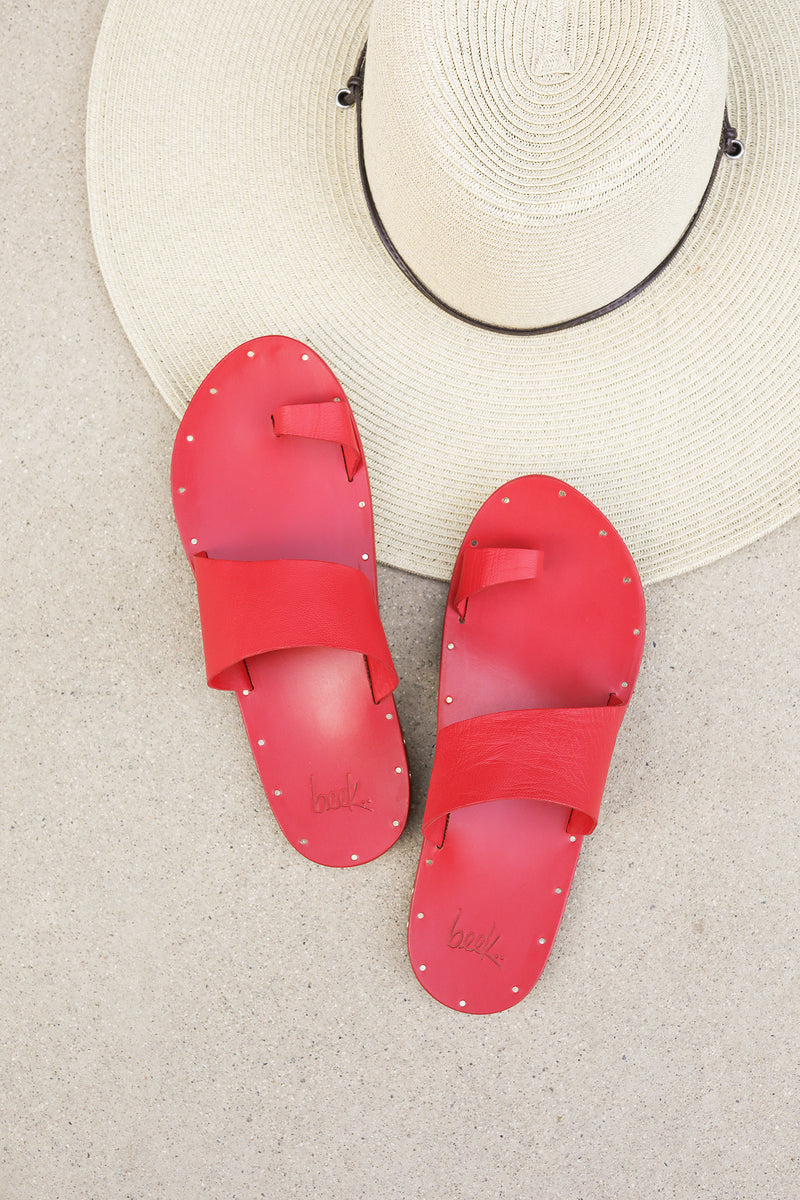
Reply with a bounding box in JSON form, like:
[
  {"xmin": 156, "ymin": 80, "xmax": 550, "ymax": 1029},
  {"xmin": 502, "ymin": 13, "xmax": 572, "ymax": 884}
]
[{"xmin": 86, "ymin": 0, "xmax": 800, "ymax": 582}]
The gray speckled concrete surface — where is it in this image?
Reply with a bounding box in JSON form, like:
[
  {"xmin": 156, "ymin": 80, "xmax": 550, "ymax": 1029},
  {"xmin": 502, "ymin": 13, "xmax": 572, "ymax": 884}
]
[{"xmin": 1, "ymin": 4, "xmax": 798, "ymax": 1197}]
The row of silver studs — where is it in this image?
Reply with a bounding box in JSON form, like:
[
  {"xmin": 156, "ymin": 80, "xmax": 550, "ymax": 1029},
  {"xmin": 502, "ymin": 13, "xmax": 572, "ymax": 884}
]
[{"xmin": 184, "ymin": 438, "xmax": 196, "ymax": 547}]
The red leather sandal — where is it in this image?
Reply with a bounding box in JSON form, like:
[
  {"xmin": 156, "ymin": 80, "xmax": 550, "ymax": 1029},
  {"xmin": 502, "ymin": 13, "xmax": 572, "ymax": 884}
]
[
  {"xmin": 171, "ymin": 336, "xmax": 408, "ymax": 866},
  {"xmin": 407, "ymin": 476, "xmax": 645, "ymax": 1012}
]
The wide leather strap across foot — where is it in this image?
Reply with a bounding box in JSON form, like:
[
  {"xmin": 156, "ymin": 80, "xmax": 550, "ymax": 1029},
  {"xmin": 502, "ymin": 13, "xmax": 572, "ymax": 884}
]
[
  {"xmin": 422, "ymin": 698, "xmax": 627, "ymax": 848},
  {"xmin": 171, "ymin": 335, "xmax": 408, "ymax": 867},
  {"xmin": 191, "ymin": 554, "xmax": 397, "ymax": 701},
  {"xmin": 407, "ymin": 475, "xmax": 646, "ymax": 1013}
]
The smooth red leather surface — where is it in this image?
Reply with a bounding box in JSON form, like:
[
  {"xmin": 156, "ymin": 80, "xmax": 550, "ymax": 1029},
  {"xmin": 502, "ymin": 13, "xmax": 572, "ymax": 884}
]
[
  {"xmin": 272, "ymin": 399, "xmax": 361, "ymax": 480},
  {"xmin": 407, "ymin": 475, "xmax": 646, "ymax": 1013},
  {"xmin": 192, "ymin": 555, "xmax": 397, "ymax": 700},
  {"xmin": 454, "ymin": 545, "xmax": 544, "ymax": 619},
  {"xmin": 171, "ymin": 335, "xmax": 408, "ymax": 866}
]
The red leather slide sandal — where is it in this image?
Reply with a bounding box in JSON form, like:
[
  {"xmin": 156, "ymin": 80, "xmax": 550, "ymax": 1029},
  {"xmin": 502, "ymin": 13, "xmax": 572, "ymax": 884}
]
[
  {"xmin": 407, "ymin": 476, "xmax": 645, "ymax": 1012},
  {"xmin": 171, "ymin": 336, "xmax": 408, "ymax": 867}
]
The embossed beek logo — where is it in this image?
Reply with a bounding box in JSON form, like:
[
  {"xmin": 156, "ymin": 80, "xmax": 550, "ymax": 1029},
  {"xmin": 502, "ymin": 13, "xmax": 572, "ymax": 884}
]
[
  {"xmin": 447, "ymin": 909, "xmax": 504, "ymax": 967},
  {"xmin": 310, "ymin": 774, "xmax": 373, "ymax": 814}
]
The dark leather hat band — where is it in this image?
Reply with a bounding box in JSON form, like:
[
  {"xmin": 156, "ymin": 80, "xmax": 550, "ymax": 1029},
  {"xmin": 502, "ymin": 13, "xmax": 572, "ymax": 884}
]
[{"xmin": 338, "ymin": 45, "xmax": 743, "ymax": 336}]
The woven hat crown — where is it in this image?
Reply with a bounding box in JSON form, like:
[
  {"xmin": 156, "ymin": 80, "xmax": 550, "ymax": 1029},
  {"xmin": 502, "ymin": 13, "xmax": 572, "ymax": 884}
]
[{"xmin": 362, "ymin": 0, "xmax": 728, "ymax": 328}]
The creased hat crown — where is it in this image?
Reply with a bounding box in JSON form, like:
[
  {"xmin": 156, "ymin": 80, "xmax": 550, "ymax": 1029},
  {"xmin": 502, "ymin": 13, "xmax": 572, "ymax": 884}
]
[{"xmin": 362, "ymin": 0, "xmax": 728, "ymax": 327}]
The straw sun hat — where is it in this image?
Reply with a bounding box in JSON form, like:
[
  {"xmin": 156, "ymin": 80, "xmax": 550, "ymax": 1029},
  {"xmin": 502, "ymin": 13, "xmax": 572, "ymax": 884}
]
[{"xmin": 87, "ymin": 0, "xmax": 800, "ymax": 582}]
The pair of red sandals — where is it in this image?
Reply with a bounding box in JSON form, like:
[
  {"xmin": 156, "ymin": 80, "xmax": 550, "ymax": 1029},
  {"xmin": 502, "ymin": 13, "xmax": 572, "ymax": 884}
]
[{"xmin": 171, "ymin": 336, "xmax": 646, "ymax": 1014}]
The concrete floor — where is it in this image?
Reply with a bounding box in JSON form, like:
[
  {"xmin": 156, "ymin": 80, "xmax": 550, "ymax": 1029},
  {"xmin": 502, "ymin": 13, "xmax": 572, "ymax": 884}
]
[{"xmin": 2, "ymin": 3, "xmax": 798, "ymax": 1197}]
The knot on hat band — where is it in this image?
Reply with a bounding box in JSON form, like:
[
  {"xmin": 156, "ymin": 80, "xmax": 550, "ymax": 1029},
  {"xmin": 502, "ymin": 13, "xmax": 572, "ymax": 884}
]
[{"xmin": 338, "ymin": 45, "xmax": 743, "ymax": 337}]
